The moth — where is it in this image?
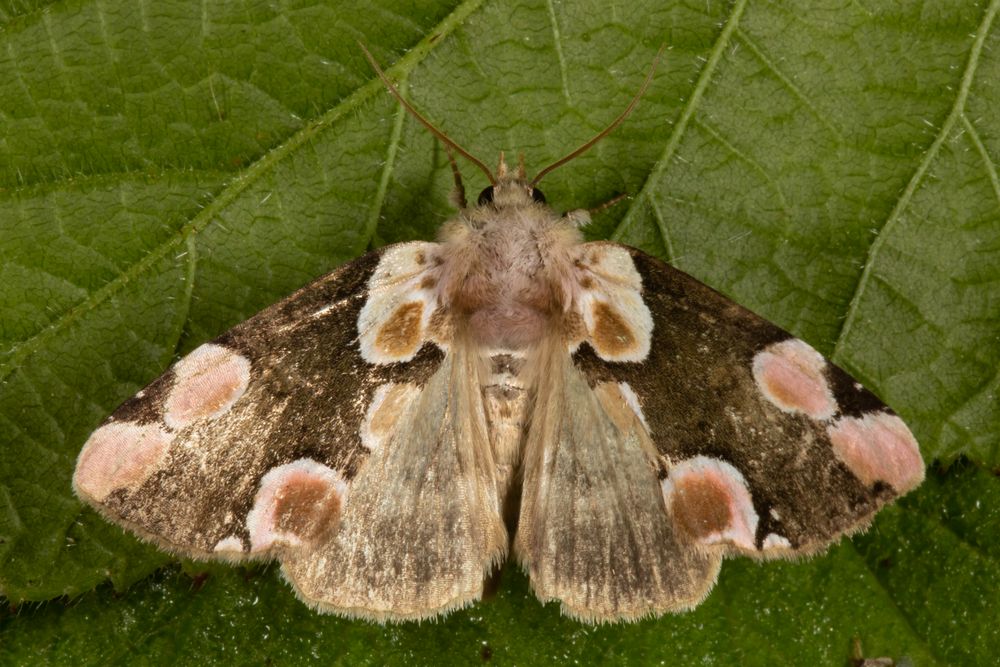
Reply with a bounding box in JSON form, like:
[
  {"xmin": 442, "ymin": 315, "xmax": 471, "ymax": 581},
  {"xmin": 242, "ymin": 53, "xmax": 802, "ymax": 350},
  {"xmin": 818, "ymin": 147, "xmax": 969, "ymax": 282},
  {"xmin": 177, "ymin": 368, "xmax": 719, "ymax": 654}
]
[{"xmin": 73, "ymin": 48, "xmax": 925, "ymax": 623}]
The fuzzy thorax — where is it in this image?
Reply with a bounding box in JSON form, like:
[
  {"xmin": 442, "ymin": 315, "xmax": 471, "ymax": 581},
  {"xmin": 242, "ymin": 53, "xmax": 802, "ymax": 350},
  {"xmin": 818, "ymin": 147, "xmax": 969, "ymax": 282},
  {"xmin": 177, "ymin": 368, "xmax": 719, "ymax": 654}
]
[{"xmin": 434, "ymin": 177, "xmax": 583, "ymax": 349}]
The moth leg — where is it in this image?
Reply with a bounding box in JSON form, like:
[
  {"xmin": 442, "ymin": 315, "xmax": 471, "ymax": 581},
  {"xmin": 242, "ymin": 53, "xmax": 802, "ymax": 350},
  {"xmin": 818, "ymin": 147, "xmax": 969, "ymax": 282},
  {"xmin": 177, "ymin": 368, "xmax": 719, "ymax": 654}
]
[{"xmin": 444, "ymin": 144, "xmax": 467, "ymax": 209}]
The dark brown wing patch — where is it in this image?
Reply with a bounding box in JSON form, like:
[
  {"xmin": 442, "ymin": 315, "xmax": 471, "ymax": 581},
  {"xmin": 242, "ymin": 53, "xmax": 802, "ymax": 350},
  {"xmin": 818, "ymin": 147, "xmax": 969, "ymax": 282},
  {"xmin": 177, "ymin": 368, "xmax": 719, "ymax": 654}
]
[
  {"xmin": 74, "ymin": 246, "xmax": 445, "ymax": 559},
  {"xmin": 572, "ymin": 244, "xmax": 924, "ymax": 554}
]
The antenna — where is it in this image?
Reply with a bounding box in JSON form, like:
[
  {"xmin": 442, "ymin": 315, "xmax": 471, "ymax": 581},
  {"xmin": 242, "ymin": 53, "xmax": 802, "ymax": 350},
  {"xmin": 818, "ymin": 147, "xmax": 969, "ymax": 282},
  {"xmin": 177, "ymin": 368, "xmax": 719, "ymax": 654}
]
[
  {"xmin": 531, "ymin": 45, "xmax": 665, "ymax": 186},
  {"xmin": 359, "ymin": 43, "xmax": 496, "ymax": 185}
]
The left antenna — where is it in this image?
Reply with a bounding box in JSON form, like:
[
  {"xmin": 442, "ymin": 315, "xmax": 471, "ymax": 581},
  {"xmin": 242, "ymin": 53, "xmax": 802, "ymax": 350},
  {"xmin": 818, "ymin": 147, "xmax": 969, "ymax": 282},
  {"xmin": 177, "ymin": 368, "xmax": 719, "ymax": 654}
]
[{"xmin": 359, "ymin": 43, "xmax": 496, "ymax": 185}]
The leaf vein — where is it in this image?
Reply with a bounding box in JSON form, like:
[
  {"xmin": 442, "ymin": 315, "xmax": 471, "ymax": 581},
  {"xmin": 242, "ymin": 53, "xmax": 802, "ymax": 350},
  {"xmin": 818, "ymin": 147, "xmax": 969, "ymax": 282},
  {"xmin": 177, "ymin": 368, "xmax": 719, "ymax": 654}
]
[
  {"xmin": 962, "ymin": 114, "xmax": 1000, "ymax": 205},
  {"xmin": 832, "ymin": 0, "xmax": 1000, "ymax": 362},
  {"xmin": 544, "ymin": 0, "xmax": 573, "ymax": 105},
  {"xmin": 734, "ymin": 27, "xmax": 844, "ymax": 141},
  {"xmin": 171, "ymin": 233, "xmax": 199, "ymax": 357},
  {"xmin": 692, "ymin": 116, "xmax": 791, "ymax": 215},
  {"xmin": 645, "ymin": 192, "xmax": 675, "ymax": 262},
  {"xmin": 611, "ymin": 0, "xmax": 749, "ymax": 243},
  {"xmin": 365, "ymin": 79, "xmax": 409, "ymax": 245}
]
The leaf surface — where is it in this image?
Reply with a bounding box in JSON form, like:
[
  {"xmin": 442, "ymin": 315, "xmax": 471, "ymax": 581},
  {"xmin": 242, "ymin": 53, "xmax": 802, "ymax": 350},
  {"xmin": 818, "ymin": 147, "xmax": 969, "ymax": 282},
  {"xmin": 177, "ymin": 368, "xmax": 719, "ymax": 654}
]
[{"xmin": 1, "ymin": 0, "xmax": 998, "ymax": 664}]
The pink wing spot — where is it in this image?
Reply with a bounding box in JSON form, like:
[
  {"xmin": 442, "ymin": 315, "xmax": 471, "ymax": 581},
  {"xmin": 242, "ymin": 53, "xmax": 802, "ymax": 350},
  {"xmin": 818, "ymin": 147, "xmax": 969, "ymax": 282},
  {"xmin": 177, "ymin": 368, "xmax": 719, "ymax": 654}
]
[
  {"xmin": 828, "ymin": 413, "xmax": 925, "ymax": 493},
  {"xmin": 753, "ymin": 339, "xmax": 836, "ymax": 420},
  {"xmin": 164, "ymin": 344, "xmax": 251, "ymax": 430},
  {"xmin": 661, "ymin": 456, "xmax": 759, "ymax": 551},
  {"xmin": 246, "ymin": 459, "xmax": 348, "ymax": 553},
  {"xmin": 73, "ymin": 422, "xmax": 172, "ymax": 502}
]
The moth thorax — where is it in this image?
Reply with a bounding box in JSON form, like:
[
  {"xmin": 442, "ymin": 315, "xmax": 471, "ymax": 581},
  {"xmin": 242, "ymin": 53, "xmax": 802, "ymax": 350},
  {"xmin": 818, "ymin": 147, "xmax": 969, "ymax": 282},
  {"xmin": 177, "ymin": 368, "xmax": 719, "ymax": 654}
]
[
  {"xmin": 454, "ymin": 270, "xmax": 562, "ymax": 349},
  {"xmin": 439, "ymin": 209, "xmax": 579, "ymax": 349},
  {"xmin": 444, "ymin": 253, "xmax": 563, "ymax": 349}
]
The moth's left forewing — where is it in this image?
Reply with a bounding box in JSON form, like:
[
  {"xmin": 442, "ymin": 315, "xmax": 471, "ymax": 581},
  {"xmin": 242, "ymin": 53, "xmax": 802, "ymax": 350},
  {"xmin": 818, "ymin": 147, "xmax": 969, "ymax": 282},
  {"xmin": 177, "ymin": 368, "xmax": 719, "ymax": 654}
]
[
  {"xmin": 75, "ymin": 241, "xmax": 507, "ymax": 621},
  {"xmin": 572, "ymin": 242, "xmax": 925, "ymax": 560},
  {"xmin": 73, "ymin": 251, "xmax": 397, "ymax": 560}
]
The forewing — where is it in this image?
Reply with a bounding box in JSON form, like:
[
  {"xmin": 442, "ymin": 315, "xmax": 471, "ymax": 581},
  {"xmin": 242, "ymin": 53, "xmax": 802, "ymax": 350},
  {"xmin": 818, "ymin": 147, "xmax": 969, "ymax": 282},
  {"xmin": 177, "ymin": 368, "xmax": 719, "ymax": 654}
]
[
  {"xmin": 73, "ymin": 243, "xmax": 446, "ymax": 560},
  {"xmin": 571, "ymin": 242, "xmax": 925, "ymax": 557}
]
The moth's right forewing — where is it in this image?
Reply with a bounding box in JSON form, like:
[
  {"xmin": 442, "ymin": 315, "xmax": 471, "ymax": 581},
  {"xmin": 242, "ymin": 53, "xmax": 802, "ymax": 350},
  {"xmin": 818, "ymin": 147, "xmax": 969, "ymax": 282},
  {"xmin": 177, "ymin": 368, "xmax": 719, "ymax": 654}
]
[
  {"xmin": 583, "ymin": 245, "xmax": 924, "ymax": 556},
  {"xmin": 558, "ymin": 240, "xmax": 924, "ymax": 593}
]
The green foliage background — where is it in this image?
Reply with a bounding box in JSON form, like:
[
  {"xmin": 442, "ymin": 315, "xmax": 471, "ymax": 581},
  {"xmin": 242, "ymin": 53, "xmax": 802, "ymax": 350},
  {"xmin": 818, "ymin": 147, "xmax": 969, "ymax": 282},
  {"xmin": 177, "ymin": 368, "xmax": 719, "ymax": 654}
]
[{"xmin": 1, "ymin": 0, "xmax": 998, "ymax": 664}]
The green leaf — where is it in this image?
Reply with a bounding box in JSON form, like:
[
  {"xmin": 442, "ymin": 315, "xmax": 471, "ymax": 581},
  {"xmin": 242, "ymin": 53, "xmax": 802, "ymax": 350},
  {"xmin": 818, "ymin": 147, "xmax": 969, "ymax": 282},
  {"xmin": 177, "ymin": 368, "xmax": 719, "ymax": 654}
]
[{"xmin": 1, "ymin": 0, "xmax": 998, "ymax": 664}]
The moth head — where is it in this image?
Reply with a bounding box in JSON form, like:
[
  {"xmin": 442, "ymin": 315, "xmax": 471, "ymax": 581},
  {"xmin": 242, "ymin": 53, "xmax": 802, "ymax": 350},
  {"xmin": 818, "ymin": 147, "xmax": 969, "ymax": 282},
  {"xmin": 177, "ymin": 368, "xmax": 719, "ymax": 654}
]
[{"xmin": 476, "ymin": 153, "xmax": 547, "ymax": 209}]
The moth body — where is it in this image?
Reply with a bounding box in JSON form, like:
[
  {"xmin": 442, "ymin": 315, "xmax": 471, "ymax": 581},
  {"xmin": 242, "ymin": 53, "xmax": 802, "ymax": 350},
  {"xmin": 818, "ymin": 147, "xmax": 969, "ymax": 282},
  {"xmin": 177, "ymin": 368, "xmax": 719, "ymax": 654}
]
[{"xmin": 425, "ymin": 163, "xmax": 590, "ymax": 513}]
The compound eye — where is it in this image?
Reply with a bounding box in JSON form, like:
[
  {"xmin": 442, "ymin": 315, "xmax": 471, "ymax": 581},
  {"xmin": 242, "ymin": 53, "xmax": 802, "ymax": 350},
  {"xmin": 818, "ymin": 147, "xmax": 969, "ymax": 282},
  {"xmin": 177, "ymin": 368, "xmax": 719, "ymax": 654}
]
[
  {"xmin": 531, "ymin": 188, "xmax": 547, "ymax": 204},
  {"xmin": 477, "ymin": 187, "xmax": 495, "ymax": 206}
]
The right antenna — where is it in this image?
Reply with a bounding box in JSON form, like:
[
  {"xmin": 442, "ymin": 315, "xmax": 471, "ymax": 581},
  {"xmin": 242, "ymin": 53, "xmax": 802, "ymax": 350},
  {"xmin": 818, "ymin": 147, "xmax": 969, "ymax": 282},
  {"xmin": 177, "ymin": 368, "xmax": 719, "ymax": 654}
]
[{"xmin": 531, "ymin": 45, "xmax": 666, "ymax": 187}]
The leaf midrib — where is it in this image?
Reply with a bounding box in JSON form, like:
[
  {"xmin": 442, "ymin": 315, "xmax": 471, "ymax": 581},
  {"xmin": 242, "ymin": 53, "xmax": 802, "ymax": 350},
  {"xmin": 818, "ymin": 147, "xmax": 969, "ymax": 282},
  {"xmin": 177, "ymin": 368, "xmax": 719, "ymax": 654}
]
[{"xmin": 0, "ymin": 0, "xmax": 486, "ymax": 387}]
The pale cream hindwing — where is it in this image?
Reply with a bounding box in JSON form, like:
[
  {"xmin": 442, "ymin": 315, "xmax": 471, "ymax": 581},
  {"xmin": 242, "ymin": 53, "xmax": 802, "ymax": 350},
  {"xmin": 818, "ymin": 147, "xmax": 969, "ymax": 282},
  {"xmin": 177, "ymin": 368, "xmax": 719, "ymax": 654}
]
[
  {"xmin": 282, "ymin": 340, "xmax": 507, "ymax": 621},
  {"xmin": 515, "ymin": 340, "xmax": 720, "ymax": 621}
]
